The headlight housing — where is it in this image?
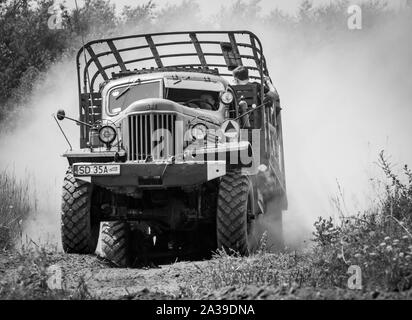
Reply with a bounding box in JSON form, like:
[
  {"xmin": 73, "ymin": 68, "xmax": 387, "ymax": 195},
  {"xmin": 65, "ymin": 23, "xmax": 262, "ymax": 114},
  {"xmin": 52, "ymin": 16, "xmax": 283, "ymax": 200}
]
[
  {"xmin": 98, "ymin": 125, "xmax": 117, "ymax": 145},
  {"xmin": 191, "ymin": 123, "xmax": 208, "ymax": 140},
  {"xmin": 220, "ymin": 91, "xmax": 234, "ymax": 104}
]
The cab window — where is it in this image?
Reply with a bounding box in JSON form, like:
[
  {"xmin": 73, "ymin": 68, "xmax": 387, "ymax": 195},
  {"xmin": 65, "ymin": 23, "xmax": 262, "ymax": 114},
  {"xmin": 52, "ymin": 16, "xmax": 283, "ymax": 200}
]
[
  {"xmin": 108, "ymin": 80, "xmax": 162, "ymax": 113},
  {"xmin": 166, "ymin": 88, "xmax": 219, "ymax": 111}
]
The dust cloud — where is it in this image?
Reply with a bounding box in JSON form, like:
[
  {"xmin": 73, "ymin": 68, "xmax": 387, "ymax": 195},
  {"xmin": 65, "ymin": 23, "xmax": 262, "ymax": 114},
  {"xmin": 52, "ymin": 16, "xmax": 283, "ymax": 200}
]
[
  {"xmin": 0, "ymin": 60, "xmax": 79, "ymax": 248},
  {"xmin": 215, "ymin": 1, "xmax": 412, "ymax": 248},
  {"xmin": 1, "ymin": 1, "xmax": 412, "ymax": 250},
  {"xmin": 263, "ymin": 8, "xmax": 412, "ymax": 247},
  {"xmin": 185, "ymin": 1, "xmax": 412, "ymax": 248}
]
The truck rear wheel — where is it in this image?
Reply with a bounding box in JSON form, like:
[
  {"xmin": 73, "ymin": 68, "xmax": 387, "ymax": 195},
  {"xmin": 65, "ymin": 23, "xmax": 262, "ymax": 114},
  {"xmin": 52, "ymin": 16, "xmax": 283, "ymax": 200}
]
[
  {"xmin": 61, "ymin": 169, "xmax": 99, "ymax": 254},
  {"xmin": 216, "ymin": 171, "xmax": 254, "ymax": 255},
  {"xmin": 101, "ymin": 221, "xmax": 130, "ymax": 267}
]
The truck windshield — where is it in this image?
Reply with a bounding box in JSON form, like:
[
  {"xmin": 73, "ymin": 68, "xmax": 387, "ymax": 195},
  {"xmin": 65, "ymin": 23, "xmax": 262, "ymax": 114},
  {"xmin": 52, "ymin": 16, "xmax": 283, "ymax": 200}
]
[
  {"xmin": 166, "ymin": 88, "xmax": 220, "ymax": 111},
  {"xmin": 108, "ymin": 81, "xmax": 161, "ymax": 113}
]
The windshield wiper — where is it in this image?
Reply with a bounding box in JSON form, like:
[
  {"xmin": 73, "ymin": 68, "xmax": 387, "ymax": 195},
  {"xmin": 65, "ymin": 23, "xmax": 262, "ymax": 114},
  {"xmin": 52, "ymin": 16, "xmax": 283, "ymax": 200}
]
[{"xmin": 115, "ymin": 78, "xmax": 141, "ymax": 100}]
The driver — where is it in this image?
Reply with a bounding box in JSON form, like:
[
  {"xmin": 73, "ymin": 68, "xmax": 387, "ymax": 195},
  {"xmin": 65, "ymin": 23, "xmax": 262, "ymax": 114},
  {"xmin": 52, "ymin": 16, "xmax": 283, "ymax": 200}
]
[
  {"xmin": 199, "ymin": 93, "xmax": 216, "ymax": 110},
  {"xmin": 232, "ymin": 66, "xmax": 278, "ymax": 102}
]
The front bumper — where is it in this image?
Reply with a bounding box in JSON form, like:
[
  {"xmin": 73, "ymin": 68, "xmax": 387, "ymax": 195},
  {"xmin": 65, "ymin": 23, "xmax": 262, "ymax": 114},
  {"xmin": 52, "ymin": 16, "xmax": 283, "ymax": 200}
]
[{"xmin": 72, "ymin": 160, "xmax": 226, "ymax": 188}]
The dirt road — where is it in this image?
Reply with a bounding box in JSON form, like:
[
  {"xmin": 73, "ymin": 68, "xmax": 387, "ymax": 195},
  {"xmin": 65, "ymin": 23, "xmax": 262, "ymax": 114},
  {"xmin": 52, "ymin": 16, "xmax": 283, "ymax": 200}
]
[
  {"xmin": 2, "ymin": 251, "xmax": 412, "ymax": 300},
  {"xmin": 0, "ymin": 251, "xmax": 206, "ymax": 299},
  {"xmin": 49, "ymin": 254, "xmax": 207, "ymax": 299}
]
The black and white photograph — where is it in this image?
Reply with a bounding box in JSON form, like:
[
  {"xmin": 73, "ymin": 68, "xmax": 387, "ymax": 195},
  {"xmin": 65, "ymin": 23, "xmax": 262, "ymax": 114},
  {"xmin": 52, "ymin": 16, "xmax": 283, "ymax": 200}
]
[{"xmin": 0, "ymin": 0, "xmax": 412, "ymax": 307}]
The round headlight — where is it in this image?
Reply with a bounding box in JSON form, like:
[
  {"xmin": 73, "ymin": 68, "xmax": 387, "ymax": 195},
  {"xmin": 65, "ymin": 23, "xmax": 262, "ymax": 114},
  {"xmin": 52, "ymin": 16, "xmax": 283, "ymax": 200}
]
[
  {"xmin": 220, "ymin": 91, "xmax": 234, "ymax": 104},
  {"xmin": 99, "ymin": 126, "xmax": 117, "ymax": 145},
  {"xmin": 191, "ymin": 124, "xmax": 207, "ymax": 140}
]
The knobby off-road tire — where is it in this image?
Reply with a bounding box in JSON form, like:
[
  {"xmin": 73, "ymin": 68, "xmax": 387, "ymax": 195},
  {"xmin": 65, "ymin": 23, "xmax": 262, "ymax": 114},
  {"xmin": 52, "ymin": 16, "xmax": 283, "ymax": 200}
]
[
  {"xmin": 101, "ymin": 221, "xmax": 130, "ymax": 267},
  {"xmin": 61, "ymin": 169, "xmax": 99, "ymax": 254},
  {"xmin": 216, "ymin": 171, "xmax": 254, "ymax": 255}
]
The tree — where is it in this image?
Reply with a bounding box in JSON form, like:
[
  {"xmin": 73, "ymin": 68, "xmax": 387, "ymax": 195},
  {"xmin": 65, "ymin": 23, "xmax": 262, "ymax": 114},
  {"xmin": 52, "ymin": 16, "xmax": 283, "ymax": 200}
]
[{"xmin": 0, "ymin": 0, "xmax": 72, "ymax": 106}]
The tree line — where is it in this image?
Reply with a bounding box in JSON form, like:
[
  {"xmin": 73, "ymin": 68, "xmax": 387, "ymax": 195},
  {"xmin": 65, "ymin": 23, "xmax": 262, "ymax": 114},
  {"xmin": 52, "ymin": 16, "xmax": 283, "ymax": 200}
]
[{"xmin": 0, "ymin": 0, "xmax": 408, "ymax": 122}]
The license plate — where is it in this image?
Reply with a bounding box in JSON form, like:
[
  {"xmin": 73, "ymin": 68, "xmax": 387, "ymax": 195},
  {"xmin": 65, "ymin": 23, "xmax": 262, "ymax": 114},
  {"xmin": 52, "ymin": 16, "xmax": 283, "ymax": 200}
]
[{"xmin": 74, "ymin": 164, "xmax": 120, "ymax": 176}]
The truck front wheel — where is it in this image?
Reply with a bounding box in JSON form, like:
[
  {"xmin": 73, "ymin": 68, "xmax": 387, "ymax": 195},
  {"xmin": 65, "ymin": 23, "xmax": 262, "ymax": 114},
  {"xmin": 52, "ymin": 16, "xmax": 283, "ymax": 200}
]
[
  {"xmin": 216, "ymin": 171, "xmax": 254, "ymax": 255},
  {"xmin": 61, "ymin": 169, "xmax": 99, "ymax": 254}
]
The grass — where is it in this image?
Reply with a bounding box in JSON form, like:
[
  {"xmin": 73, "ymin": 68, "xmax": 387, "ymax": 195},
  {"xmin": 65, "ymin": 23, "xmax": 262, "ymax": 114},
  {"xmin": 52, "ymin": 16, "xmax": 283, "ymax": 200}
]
[
  {"xmin": 0, "ymin": 247, "xmax": 93, "ymax": 300},
  {"xmin": 181, "ymin": 247, "xmax": 314, "ymax": 298},
  {"xmin": 0, "ymin": 169, "xmax": 34, "ymax": 250},
  {"xmin": 0, "ymin": 170, "xmax": 93, "ymax": 299}
]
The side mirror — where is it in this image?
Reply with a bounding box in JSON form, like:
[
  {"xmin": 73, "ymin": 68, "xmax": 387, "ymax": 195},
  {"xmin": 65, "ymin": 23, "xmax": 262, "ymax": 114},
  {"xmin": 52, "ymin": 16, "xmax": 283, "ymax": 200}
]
[
  {"xmin": 54, "ymin": 110, "xmax": 91, "ymax": 128},
  {"xmin": 56, "ymin": 109, "xmax": 66, "ymax": 121}
]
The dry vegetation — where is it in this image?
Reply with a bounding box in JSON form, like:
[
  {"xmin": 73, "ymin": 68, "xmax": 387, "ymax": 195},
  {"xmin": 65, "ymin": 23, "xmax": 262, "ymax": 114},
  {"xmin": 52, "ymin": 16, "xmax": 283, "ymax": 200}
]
[
  {"xmin": 180, "ymin": 152, "xmax": 412, "ymax": 299},
  {"xmin": 0, "ymin": 170, "xmax": 33, "ymax": 250},
  {"xmin": 0, "ymin": 248, "xmax": 92, "ymax": 300}
]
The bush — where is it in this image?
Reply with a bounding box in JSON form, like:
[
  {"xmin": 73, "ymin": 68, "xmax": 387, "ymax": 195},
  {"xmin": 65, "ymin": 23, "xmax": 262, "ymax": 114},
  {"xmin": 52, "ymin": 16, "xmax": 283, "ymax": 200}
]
[{"xmin": 311, "ymin": 152, "xmax": 412, "ymax": 291}]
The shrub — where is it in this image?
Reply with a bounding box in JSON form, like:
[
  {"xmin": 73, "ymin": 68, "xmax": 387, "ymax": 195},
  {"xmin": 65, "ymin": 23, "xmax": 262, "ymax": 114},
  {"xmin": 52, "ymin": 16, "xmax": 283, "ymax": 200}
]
[{"xmin": 311, "ymin": 152, "xmax": 412, "ymax": 291}]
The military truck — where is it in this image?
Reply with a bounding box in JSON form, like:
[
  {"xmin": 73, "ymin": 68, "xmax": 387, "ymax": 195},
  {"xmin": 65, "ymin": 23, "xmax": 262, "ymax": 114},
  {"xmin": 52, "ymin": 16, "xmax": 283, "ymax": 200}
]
[{"xmin": 56, "ymin": 31, "xmax": 287, "ymax": 267}]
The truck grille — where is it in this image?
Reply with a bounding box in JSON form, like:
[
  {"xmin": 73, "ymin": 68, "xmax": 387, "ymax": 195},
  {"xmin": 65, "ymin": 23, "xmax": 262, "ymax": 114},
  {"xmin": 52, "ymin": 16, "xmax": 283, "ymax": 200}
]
[{"xmin": 127, "ymin": 113, "xmax": 177, "ymax": 161}]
